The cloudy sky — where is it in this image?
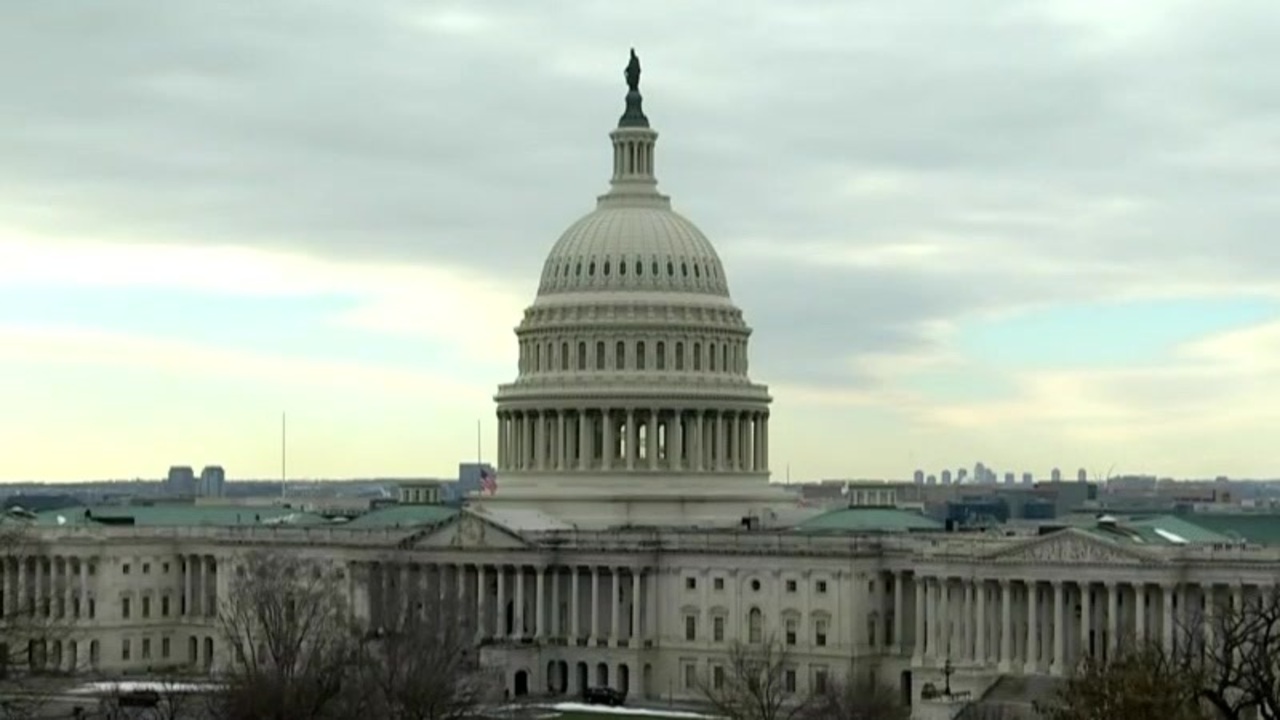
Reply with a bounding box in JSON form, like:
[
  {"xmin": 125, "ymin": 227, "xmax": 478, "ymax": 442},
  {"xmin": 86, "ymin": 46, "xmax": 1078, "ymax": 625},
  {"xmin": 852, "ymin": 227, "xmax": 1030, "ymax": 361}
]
[{"xmin": 3, "ymin": 1, "xmax": 1279, "ymax": 482}]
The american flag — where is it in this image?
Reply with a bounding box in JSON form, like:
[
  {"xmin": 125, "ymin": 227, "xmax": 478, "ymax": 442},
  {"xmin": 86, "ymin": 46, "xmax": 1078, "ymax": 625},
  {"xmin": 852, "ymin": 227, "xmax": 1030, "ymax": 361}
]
[{"xmin": 479, "ymin": 467, "xmax": 498, "ymax": 495}]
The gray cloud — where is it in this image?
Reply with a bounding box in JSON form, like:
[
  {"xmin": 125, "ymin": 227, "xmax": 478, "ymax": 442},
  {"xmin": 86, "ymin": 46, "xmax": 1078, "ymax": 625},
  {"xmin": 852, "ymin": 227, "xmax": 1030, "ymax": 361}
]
[{"xmin": 3, "ymin": 0, "xmax": 1279, "ymax": 387}]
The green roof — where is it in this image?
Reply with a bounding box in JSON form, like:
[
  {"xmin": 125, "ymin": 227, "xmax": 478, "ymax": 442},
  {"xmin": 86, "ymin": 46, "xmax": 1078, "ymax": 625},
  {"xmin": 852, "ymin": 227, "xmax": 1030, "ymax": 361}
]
[
  {"xmin": 794, "ymin": 507, "xmax": 943, "ymax": 533},
  {"xmin": 341, "ymin": 504, "xmax": 459, "ymax": 529},
  {"xmin": 1175, "ymin": 513, "xmax": 1280, "ymax": 546},
  {"xmin": 34, "ymin": 505, "xmax": 328, "ymax": 528},
  {"xmin": 1074, "ymin": 514, "xmax": 1232, "ymax": 546}
]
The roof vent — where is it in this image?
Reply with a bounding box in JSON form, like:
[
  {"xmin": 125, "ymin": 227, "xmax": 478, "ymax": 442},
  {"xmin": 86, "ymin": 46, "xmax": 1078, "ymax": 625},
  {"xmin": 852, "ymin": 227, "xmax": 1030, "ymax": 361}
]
[{"xmin": 1097, "ymin": 514, "xmax": 1118, "ymax": 526}]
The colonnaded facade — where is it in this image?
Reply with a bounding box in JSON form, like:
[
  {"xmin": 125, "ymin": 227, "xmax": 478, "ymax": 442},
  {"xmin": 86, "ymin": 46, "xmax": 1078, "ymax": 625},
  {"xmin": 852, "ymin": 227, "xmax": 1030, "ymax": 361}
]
[{"xmin": 6, "ymin": 53, "xmax": 1277, "ymax": 720}]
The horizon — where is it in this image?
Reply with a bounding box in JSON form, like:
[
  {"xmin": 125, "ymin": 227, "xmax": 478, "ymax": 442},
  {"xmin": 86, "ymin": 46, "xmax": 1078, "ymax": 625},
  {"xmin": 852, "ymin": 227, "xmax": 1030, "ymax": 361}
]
[{"xmin": 3, "ymin": 3, "xmax": 1279, "ymax": 482}]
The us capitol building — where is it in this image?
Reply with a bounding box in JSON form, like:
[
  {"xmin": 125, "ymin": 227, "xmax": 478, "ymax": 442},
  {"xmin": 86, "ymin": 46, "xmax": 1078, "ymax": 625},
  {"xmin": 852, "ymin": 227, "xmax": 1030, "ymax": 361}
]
[{"xmin": 10, "ymin": 52, "xmax": 1279, "ymax": 718}]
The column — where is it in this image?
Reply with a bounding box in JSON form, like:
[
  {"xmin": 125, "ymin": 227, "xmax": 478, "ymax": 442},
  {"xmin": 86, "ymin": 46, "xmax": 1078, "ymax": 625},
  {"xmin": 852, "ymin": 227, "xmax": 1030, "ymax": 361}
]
[
  {"xmin": 535, "ymin": 566, "xmax": 546, "ymax": 639},
  {"xmin": 999, "ymin": 579, "xmax": 1012, "ymax": 672},
  {"xmin": 610, "ymin": 568, "xmax": 621, "ymax": 644},
  {"xmin": 647, "ymin": 409, "xmax": 659, "ymax": 470},
  {"xmin": 34, "ymin": 557, "xmax": 44, "ymax": 618},
  {"xmin": 913, "ymin": 575, "xmax": 926, "ymax": 665},
  {"xmin": 925, "ymin": 579, "xmax": 937, "ymax": 662},
  {"xmin": 760, "ymin": 413, "xmax": 769, "ymax": 471},
  {"xmin": 602, "ymin": 409, "xmax": 614, "ymax": 470},
  {"xmin": 513, "ymin": 566, "xmax": 525, "ymax": 639},
  {"xmin": 975, "ymin": 580, "xmax": 987, "ymax": 665},
  {"xmin": 1204, "ymin": 583, "xmax": 1216, "ymax": 655},
  {"xmin": 1051, "ymin": 580, "xmax": 1065, "ymax": 675},
  {"xmin": 590, "ymin": 567, "xmax": 600, "ymax": 643},
  {"xmin": 557, "ymin": 412, "xmax": 567, "ymax": 470},
  {"xmin": 715, "ymin": 412, "xmax": 725, "ymax": 471},
  {"xmin": 80, "ymin": 558, "xmax": 89, "ymax": 620},
  {"xmin": 1106, "ymin": 581, "xmax": 1119, "ymax": 659},
  {"xmin": 475, "ymin": 565, "xmax": 486, "ymax": 640},
  {"xmin": 893, "ymin": 572, "xmax": 905, "ymax": 654},
  {"xmin": 184, "ymin": 556, "xmax": 194, "ymax": 616},
  {"xmin": 551, "ymin": 568, "xmax": 561, "ymax": 638},
  {"xmin": 1081, "ymin": 581, "xmax": 1092, "ymax": 659},
  {"xmin": 578, "ymin": 409, "xmax": 590, "ymax": 470},
  {"xmin": 571, "ymin": 567, "xmax": 581, "ymax": 642},
  {"xmin": 1025, "ymin": 580, "xmax": 1039, "ymax": 673},
  {"xmin": 1162, "ymin": 584, "xmax": 1175, "ymax": 654},
  {"xmin": 1135, "ymin": 583, "xmax": 1146, "ymax": 643},
  {"xmin": 692, "ymin": 411, "xmax": 703, "ymax": 471},
  {"xmin": 522, "ymin": 412, "xmax": 533, "ymax": 469},
  {"xmin": 631, "ymin": 570, "xmax": 642, "ymax": 641},
  {"xmin": 495, "ymin": 566, "xmax": 506, "ymax": 638},
  {"xmin": 625, "ymin": 409, "xmax": 636, "ymax": 469},
  {"xmin": 963, "ymin": 580, "xmax": 975, "ymax": 662},
  {"xmin": 671, "ymin": 410, "xmax": 684, "ymax": 471}
]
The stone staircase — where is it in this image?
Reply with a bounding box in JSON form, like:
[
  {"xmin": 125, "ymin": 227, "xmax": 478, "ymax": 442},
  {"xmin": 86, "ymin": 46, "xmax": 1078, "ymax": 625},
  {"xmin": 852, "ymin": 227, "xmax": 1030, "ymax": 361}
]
[{"xmin": 953, "ymin": 675, "xmax": 1066, "ymax": 720}]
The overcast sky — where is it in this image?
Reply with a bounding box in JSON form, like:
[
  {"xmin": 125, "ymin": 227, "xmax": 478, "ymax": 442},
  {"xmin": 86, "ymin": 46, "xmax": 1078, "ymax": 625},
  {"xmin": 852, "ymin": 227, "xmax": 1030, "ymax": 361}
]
[{"xmin": 2, "ymin": 1, "xmax": 1279, "ymax": 482}]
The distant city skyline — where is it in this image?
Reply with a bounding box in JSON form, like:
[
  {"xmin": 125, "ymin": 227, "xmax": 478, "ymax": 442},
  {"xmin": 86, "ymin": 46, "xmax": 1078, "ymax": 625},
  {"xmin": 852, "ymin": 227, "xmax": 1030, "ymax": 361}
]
[{"xmin": 4, "ymin": 2, "xmax": 1280, "ymax": 481}]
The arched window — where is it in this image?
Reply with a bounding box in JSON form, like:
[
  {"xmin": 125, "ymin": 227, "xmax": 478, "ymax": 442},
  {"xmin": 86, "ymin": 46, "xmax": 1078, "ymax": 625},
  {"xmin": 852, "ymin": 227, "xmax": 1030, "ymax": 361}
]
[
  {"xmin": 577, "ymin": 342, "xmax": 587, "ymax": 370},
  {"xmin": 561, "ymin": 342, "xmax": 569, "ymax": 371},
  {"xmin": 596, "ymin": 342, "xmax": 605, "ymax": 370},
  {"xmin": 709, "ymin": 343, "xmax": 717, "ymax": 371},
  {"xmin": 615, "ymin": 341, "xmax": 626, "ymax": 369},
  {"xmin": 636, "ymin": 341, "xmax": 646, "ymax": 370},
  {"xmin": 722, "ymin": 345, "xmax": 728, "ymax": 373},
  {"xmin": 656, "ymin": 341, "xmax": 666, "ymax": 370},
  {"xmin": 675, "ymin": 341, "xmax": 684, "ymax": 370},
  {"xmin": 693, "ymin": 342, "xmax": 702, "ymax": 371},
  {"xmin": 748, "ymin": 608, "xmax": 763, "ymax": 644},
  {"xmin": 534, "ymin": 344, "xmax": 541, "ymax": 371}
]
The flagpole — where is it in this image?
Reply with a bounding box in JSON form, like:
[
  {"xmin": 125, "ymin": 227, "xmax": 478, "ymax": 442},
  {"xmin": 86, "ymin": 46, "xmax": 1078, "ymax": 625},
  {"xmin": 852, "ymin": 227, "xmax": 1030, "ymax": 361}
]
[{"xmin": 476, "ymin": 418, "xmax": 482, "ymax": 465}]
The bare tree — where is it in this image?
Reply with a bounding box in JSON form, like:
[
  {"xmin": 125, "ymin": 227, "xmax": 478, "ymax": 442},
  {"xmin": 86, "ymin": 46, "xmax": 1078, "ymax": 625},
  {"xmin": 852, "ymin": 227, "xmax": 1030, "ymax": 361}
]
[
  {"xmin": 803, "ymin": 673, "xmax": 909, "ymax": 720},
  {"xmin": 209, "ymin": 550, "xmax": 360, "ymax": 720},
  {"xmin": 1176, "ymin": 582, "xmax": 1280, "ymax": 720},
  {"xmin": 93, "ymin": 675, "xmax": 208, "ymax": 720},
  {"xmin": 696, "ymin": 636, "xmax": 810, "ymax": 720},
  {"xmin": 351, "ymin": 597, "xmax": 497, "ymax": 720},
  {"xmin": 1034, "ymin": 641, "xmax": 1210, "ymax": 720}
]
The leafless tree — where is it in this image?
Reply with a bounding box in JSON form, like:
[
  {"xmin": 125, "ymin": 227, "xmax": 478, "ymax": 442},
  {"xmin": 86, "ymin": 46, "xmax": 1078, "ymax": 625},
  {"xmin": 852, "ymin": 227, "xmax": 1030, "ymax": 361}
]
[
  {"xmin": 350, "ymin": 596, "xmax": 497, "ymax": 720},
  {"xmin": 1034, "ymin": 641, "xmax": 1211, "ymax": 720},
  {"xmin": 696, "ymin": 636, "xmax": 811, "ymax": 720},
  {"xmin": 93, "ymin": 674, "xmax": 210, "ymax": 720},
  {"xmin": 1175, "ymin": 581, "xmax": 1280, "ymax": 720},
  {"xmin": 803, "ymin": 673, "xmax": 909, "ymax": 720},
  {"xmin": 208, "ymin": 549, "xmax": 360, "ymax": 720},
  {"xmin": 0, "ymin": 519, "xmax": 84, "ymax": 719}
]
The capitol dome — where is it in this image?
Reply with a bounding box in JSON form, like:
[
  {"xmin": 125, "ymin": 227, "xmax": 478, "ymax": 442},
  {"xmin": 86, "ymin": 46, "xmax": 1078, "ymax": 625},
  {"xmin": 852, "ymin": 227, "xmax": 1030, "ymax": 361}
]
[{"xmin": 480, "ymin": 50, "xmax": 788, "ymax": 529}]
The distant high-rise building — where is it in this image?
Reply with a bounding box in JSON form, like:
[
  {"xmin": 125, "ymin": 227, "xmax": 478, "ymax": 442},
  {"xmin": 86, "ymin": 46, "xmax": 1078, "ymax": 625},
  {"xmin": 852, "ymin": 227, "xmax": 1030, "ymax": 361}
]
[
  {"xmin": 166, "ymin": 466, "xmax": 196, "ymax": 496},
  {"xmin": 957, "ymin": 468, "xmax": 968, "ymax": 483},
  {"xmin": 941, "ymin": 470, "xmax": 953, "ymax": 485},
  {"xmin": 975, "ymin": 462, "xmax": 986, "ymax": 485},
  {"xmin": 1004, "ymin": 472, "xmax": 1015, "ymax": 484},
  {"xmin": 926, "ymin": 474, "xmax": 937, "ymax": 485},
  {"xmin": 913, "ymin": 470, "xmax": 925, "ymax": 485},
  {"xmin": 198, "ymin": 466, "xmax": 226, "ymax": 497},
  {"xmin": 1051, "ymin": 467, "xmax": 1062, "ymax": 482},
  {"xmin": 1077, "ymin": 468, "xmax": 1088, "ymax": 483},
  {"xmin": 1022, "ymin": 472, "xmax": 1034, "ymax": 485}
]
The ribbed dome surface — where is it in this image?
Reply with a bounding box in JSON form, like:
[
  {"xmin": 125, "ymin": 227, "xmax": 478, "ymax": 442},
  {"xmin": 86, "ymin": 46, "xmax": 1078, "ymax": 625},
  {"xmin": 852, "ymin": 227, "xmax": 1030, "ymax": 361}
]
[{"xmin": 537, "ymin": 206, "xmax": 729, "ymax": 296}]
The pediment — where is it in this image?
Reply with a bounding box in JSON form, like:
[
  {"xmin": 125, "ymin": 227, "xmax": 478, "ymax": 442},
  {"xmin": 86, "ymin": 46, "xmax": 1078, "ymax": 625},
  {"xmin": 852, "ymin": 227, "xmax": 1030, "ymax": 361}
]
[
  {"xmin": 405, "ymin": 510, "xmax": 530, "ymax": 550},
  {"xmin": 985, "ymin": 528, "xmax": 1156, "ymax": 566}
]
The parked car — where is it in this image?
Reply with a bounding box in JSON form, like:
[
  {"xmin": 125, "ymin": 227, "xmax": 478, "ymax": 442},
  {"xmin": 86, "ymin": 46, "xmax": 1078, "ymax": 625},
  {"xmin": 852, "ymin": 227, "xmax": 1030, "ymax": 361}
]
[{"xmin": 582, "ymin": 686, "xmax": 627, "ymax": 706}]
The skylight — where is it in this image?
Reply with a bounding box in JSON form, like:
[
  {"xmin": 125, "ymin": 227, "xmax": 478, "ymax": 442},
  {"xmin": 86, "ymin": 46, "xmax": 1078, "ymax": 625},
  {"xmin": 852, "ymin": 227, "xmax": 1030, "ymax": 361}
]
[{"xmin": 1153, "ymin": 527, "xmax": 1188, "ymax": 545}]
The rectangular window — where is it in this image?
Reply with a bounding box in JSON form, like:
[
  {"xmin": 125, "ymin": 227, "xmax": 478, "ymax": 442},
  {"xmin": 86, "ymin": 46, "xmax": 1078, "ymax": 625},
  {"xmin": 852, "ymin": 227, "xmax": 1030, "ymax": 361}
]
[
  {"xmin": 162, "ymin": 596, "xmax": 170, "ymax": 617},
  {"xmin": 815, "ymin": 619, "xmax": 828, "ymax": 647},
  {"xmin": 142, "ymin": 563, "xmax": 150, "ymax": 574},
  {"xmin": 162, "ymin": 637, "xmax": 171, "ymax": 658},
  {"xmin": 122, "ymin": 639, "xmax": 131, "ymax": 661},
  {"xmin": 786, "ymin": 580, "xmax": 797, "ymax": 593},
  {"xmin": 142, "ymin": 596, "xmax": 151, "ymax": 618},
  {"xmin": 684, "ymin": 663, "xmax": 697, "ymax": 689},
  {"xmin": 814, "ymin": 667, "xmax": 828, "ymax": 694},
  {"xmin": 784, "ymin": 669, "xmax": 796, "ymax": 694},
  {"xmin": 122, "ymin": 597, "xmax": 131, "ymax": 619},
  {"xmin": 686, "ymin": 577, "xmax": 697, "ymax": 590},
  {"xmin": 685, "ymin": 615, "xmax": 697, "ymax": 641},
  {"xmin": 713, "ymin": 616, "xmax": 725, "ymax": 642},
  {"xmin": 713, "ymin": 665, "xmax": 725, "ymax": 690},
  {"xmin": 89, "ymin": 598, "xmax": 96, "ymax": 619},
  {"xmin": 785, "ymin": 617, "xmax": 797, "ymax": 646},
  {"xmin": 162, "ymin": 563, "xmax": 170, "ymax": 573},
  {"xmin": 816, "ymin": 580, "xmax": 828, "ymax": 594},
  {"xmin": 714, "ymin": 577, "xmax": 724, "ymax": 591},
  {"xmin": 122, "ymin": 564, "xmax": 130, "ymax": 575},
  {"xmin": 142, "ymin": 638, "xmax": 151, "ymax": 660}
]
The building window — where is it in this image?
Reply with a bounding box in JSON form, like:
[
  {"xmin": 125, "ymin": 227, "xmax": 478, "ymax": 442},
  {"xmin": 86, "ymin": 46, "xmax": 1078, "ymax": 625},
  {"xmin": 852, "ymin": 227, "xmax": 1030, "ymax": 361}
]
[
  {"xmin": 596, "ymin": 342, "xmax": 605, "ymax": 370},
  {"xmin": 713, "ymin": 665, "xmax": 725, "ymax": 689},
  {"xmin": 162, "ymin": 562, "xmax": 169, "ymax": 573},
  {"xmin": 784, "ymin": 669, "xmax": 796, "ymax": 694},
  {"xmin": 693, "ymin": 342, "xmax": 702, "ymax": 370},
  {"xmin": 713, "ymin": 616, "xmax": 725, "ymax": 642},
  {"xmin": 637, "ymin": 341, "xmax": 646, "ymax": 370},
  {"xmin": 88, "ymin": 599, "xmax": 96, "ymax": 619},
  {"xmin": 676, "ymin": 341, "xmax": 685, "ymax": 370},
  {"xmin": 142, "ymin": 596, "xmax": 151, "ymax": 618},
  {"xmin": 142, "ymin": 563, "xmax": 150, "ymax": 574},
  {"xmin": 534, "ymin": 344, "xmax": 541, "ymax": 371},
  {"xmin": 685, "ymin": 615, "xmax": 697, "ymax": 641},
  {"xmin": 815, "ymin": 619, "xmax": 828, "ymax": 647},
  {"xmin": 121, "ymin": 598, "xmax": 130, "ymax": 619},
  {"xmin": 162, "ymin": 637, "xmax": 170, "ymax": 659},
  {"xmin": 785, "ymin": 617, "xmax": 798, "ymax": 646},
  {"xmin": 709, "ymin": 342, "xmax": 717, "ymax": 371},
  {"xmin": 142, "ymin": 638, "xmax": 151, "ymax": 660},
  {"xmin": 816, "ymin": 580, "xmax": 828, "ymax": 594},
  {"xmin": 722, "ymin": 345, "xmax": 728, "ymax": 372},
  {"xmin": 122, "ymin": 564, "xmax": 130, "ymax": 575},
  {"xmin": 748, "ymin": 608, "xmax": 763, "ymax": 643},
  {"xmin": 786, "ymin": 580, "xmax": 797, "ymax": 593},
  {"xmin": 578, "ymin": 342, "xmax": 587, "ymax": 370},
  {"xmin": 616, "ymin": 341, "xmax": 626, "ymax": 369},
  {"xmin": 814, "ymin": 667, "xmax": 828, "ymax": 694},
  {"xmin": 683, "ymin": 663, "xmax": 697, "ymax": 689},
  {"xmin": 656, "ymin": 341, "xmax": 665, "ymax": 369},
  {"xmin": 162, "ymin": 596, "xmax": 170, "ymax": 617},
  {"xmin": 686, "ymin": 577, "xmax": 697, "ymax": 590},
  {"xmin": 714, "ymin": 577, "xmax": 724, "ymax": 591},
  {"xmin": 122, "ymin": 639, "xmax": 131, "ymax": 661},
  {"xmin": 561, "ymin": 342, "xmax": 569, "ymax": 370}
]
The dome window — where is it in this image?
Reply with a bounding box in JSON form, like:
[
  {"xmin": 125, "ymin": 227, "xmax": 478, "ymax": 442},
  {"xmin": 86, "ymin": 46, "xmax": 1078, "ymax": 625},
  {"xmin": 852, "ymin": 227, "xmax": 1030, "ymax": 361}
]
[
  {"xmin": 675, "ymin": 341, "xmax": 685, "ymax": 370},
  {"xmin": 681, "ymin": 262, "xmax": 688, "ymax": 276},
  {"xmin": 636, "ymin": 261, "xmax": 643, "ymax": 276},
  {"xmin": 619, "ymin": 260, "xmax": 626, "ymax": 276},
  {"xmin": 615, "ymin": 341, "xmax": 626, "ymax": 369},
  {"xmin": 588, "ymin": 261, "xmax": 596, "ymax": 276},
  {"xmin": 667, "ymin": 261, "xmax": 674, "ymax": 276},
  {"xmin": 603, "ymin": 261, "xmax": 610, "ymax": 276},
  {"xmin": 656, "ymin": 341, "xmax": 666, "ymax": 370},
  {"xmin": 693, "ymin": 265, "xmax": 700, "ymax": 278},
  {"xmin": 577, "ymin": 341, "xmax": 586, "ymax": 370},
  {"xmin": 575, "ymin": 263, "xmax": 582, "ymax": 276},
  {"xmin": 595, "ymin": 341, "xmax": 605, "ymax": 369},
  {"xmin": 652, "ymin": 261, "xmax": 659, "ymax": 276}
]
